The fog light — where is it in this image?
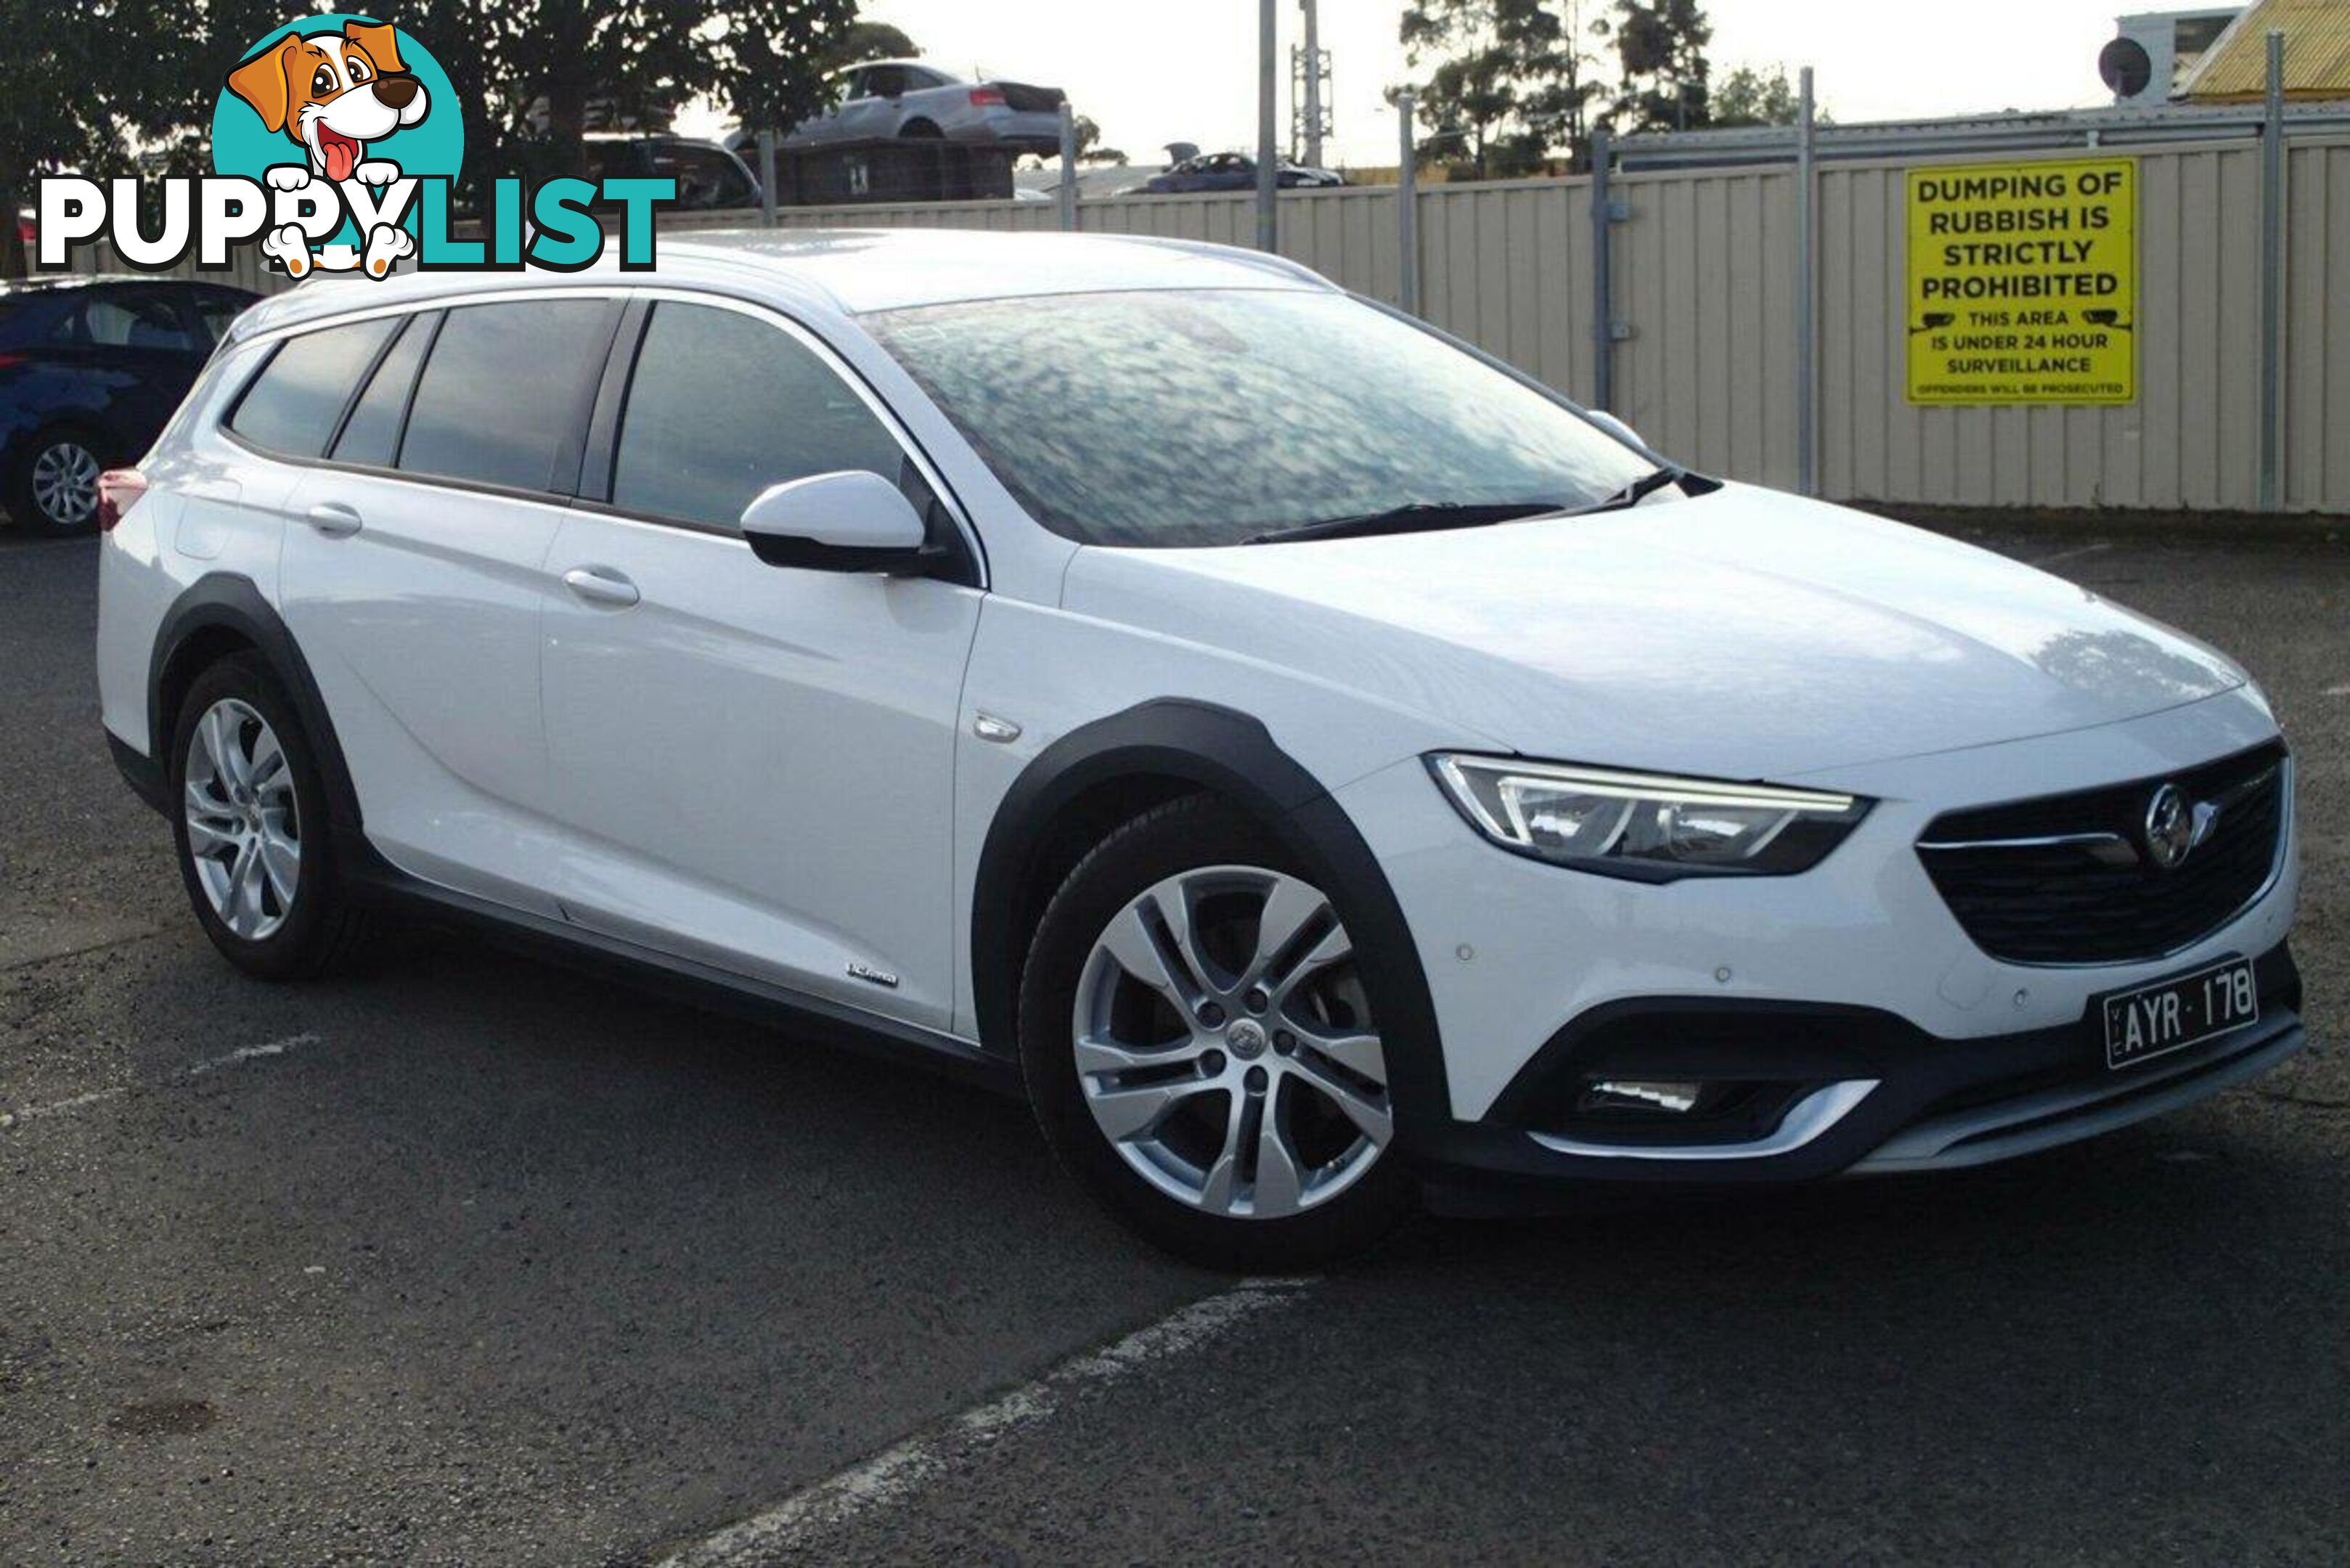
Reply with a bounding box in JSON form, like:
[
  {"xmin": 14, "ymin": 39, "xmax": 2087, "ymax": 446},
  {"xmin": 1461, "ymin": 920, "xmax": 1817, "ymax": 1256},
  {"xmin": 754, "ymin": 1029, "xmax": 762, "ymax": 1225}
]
[{"xmin": 1581, "ymin": 1079, "xmax": 1704, "ymax": 1115}]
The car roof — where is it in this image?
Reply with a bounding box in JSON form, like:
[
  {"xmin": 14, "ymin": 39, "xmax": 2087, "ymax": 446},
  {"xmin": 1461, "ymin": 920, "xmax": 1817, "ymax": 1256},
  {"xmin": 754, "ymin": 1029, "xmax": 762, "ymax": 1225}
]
[
  {"xmin": 227, "ymin": 228, "xmax": 1332, "ymax": 341},
  {"xmin": 833, "ymin": 60, "xmax": 951, "ymax": 76}
]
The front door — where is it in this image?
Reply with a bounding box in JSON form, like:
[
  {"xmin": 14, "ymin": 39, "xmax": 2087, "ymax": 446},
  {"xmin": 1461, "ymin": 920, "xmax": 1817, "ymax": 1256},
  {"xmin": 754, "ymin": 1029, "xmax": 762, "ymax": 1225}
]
[{"xmin": 538, "ymin": 297, "xmax": 982, "ymax": 1031}]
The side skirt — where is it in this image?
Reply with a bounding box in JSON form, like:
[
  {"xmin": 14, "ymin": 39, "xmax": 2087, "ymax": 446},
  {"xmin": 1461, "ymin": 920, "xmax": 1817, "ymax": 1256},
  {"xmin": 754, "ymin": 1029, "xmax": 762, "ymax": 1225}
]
[{"xmin": 339, "ymin": 836, "xmax": 1021, "ymax": 1100}]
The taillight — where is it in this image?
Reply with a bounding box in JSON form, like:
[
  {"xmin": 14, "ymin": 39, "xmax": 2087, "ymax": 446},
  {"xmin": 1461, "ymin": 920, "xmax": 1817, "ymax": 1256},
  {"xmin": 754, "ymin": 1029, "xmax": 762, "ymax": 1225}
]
[
  {"xmin": 97, "ymin": 467, "xmax": 147, "ymax": 534},
  {"xmin": 0, "ymin": 352, "xmax": 25, "ymax": 370},
  {"xmin": 968, "ymin": 87, "xmax": 1007, "ymax": 108}
]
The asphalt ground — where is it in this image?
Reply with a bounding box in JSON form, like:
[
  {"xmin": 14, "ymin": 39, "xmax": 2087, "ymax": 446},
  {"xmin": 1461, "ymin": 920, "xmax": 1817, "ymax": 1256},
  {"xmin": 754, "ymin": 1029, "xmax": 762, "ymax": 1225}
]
[{"xmin": 1, "ymin": 518, "xmax": 2343, "ymax": 1565}]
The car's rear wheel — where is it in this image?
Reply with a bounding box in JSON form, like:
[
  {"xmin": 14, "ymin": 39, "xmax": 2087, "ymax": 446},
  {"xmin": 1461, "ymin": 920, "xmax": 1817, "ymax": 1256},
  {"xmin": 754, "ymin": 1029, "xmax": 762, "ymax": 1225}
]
[
  {"xmin": 1019, "ymin": 796, "xmax": 1416, "ymax": 1269},
  {"xmin": 899, "ymin": 119, "xmax": 945, "ymax": 139},
  {"xmin": 9, "ymin": 428, "xmax": 105, "ymax": 536},
  {"xmin": 169, "ymin": 655, "xmax": 370, "ymax": 979}
]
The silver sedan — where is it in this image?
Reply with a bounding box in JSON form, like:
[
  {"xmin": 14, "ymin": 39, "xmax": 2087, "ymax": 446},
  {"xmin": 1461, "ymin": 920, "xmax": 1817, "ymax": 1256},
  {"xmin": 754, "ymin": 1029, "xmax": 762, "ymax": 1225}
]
[{"xmin": 786, "ymin": 60, "xmax": 1066, "ymax": 152}]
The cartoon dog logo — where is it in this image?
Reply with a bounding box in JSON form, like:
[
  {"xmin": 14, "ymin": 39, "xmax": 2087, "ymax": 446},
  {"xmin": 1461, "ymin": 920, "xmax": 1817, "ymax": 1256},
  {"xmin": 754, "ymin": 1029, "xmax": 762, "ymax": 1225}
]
[{"xmin": 225, "ymin": 20, "xmax": 428, "ymax": 277}]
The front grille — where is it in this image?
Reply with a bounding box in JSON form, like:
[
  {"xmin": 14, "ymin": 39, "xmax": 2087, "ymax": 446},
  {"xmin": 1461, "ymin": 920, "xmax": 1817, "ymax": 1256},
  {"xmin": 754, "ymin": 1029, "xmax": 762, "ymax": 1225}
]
[{"xmin": 1917, "ymin": 741, "xmax": 2288, "ymax": 965}]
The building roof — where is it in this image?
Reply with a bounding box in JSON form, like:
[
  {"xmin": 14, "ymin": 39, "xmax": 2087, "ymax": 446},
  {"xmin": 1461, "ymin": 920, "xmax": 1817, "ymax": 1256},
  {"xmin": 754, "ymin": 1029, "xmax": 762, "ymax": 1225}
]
[{"xmin": 2182, "ymin": 0, "xmax": 2350, "ymax": 100}]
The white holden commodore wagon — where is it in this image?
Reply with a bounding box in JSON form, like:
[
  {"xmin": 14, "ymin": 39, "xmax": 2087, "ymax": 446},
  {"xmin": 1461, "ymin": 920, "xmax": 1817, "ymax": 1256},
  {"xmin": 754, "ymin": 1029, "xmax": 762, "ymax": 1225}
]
[{"xmin": 96, "ymin": 231, "xmax": 2301, "ymax": 1267}]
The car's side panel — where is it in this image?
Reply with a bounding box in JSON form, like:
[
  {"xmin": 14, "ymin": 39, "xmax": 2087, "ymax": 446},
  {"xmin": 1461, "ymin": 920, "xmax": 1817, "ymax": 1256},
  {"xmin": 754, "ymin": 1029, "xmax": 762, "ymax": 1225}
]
[
  {"xmin": 99, "ymin": 356, "xmax": 295, "ymax": 757},
  {"xmin": 538, "ymin": 514, "xmax": 982, "ymax": 1030},
  {"xmin": 949, "ymin": 590, "xmax": 1500, "ymax": 1045},
  {"xmin": 278, "ymin": 469, "xmax": 573, "ymax": 915}
]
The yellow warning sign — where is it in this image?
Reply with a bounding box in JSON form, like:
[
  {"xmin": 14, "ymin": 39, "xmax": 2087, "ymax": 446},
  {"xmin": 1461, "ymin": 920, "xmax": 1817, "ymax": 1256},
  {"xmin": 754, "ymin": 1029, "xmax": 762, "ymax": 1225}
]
[{"xmin": 1906, "ymin": 158, "xmax": 2136, "ymax": 405}]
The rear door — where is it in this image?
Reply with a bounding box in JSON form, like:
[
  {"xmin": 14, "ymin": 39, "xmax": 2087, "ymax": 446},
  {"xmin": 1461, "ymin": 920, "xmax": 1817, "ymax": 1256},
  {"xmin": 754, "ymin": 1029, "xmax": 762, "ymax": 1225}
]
[
  {"xmin": 275, "ymin": 295, "xmax": 624, "ymax": 909},
  {"xmin": 537, "ymin": 295, "xmax": 983, "ymax": 1029},
  {"xmin": 839, "ymin": 65, "xmax": 909, "ymax": 139}
]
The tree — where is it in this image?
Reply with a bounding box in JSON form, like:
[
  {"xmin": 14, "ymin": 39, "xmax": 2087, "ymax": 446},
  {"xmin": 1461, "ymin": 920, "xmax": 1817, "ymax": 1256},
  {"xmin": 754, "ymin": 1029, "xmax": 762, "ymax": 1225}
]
[
  {"xmin": 1399, "ymin": 0, "xmax": 1570, "ymax": 180},
  {"xmin": 0, "ymin": 0, "xmax": 288, "ymax": 276},
  {"xmin": 1523, "ymin": 1, "xmax": 1609, "ymax": 171},
  {"xmin": 1710, "ymin": 64, "xmax": 1806, "ymax": 128},
  {"xmin": 1608, "ymin": 0, "xmax": 1713, "ymax": 134},
  {"xmin": 1072, "ymin": 117, "xmax": 1127, "ymax": 166},
  {"xmin": 819, "ymin": 20, "xmax": 918, "ymax": 75},
  {"xmin": 414, "ymin": 0, "xmax": 860, "ymax": 181}
]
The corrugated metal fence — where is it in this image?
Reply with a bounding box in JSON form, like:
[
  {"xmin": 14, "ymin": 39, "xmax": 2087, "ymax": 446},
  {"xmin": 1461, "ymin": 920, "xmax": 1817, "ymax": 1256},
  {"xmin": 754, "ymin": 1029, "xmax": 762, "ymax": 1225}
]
[{"xmin": 77, "ymin": 137, "xmax": 2350, "ymax": 513}]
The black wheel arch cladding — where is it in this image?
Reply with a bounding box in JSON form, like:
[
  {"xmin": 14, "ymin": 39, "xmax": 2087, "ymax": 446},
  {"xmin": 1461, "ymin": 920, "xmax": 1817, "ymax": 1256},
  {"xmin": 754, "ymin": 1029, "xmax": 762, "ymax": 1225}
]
[
  {"xmin": 148, "ymin": 573, "xmax": 365, "ymax": 841},
  {"xmin": 971, "ymin": 699, "xmax": 1454, "ymax": 1139}
]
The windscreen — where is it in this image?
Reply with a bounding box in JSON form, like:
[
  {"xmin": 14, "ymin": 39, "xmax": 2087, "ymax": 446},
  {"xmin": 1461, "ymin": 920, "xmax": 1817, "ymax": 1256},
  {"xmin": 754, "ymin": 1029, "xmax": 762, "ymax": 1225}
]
[{"xmin": 866, "ymin": 289, "xmax": 1654, "ymax": 548}]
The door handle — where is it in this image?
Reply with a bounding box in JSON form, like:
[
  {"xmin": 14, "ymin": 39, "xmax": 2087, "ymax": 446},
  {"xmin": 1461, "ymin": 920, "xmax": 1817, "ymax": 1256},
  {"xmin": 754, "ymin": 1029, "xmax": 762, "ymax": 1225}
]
[
  {"xmin": 304, "ymin": 502, "xmax": 363, "ymax": 538},
  {"xmin": 562, "ymin": 565, "xmax": 641, "ymax": 609}
]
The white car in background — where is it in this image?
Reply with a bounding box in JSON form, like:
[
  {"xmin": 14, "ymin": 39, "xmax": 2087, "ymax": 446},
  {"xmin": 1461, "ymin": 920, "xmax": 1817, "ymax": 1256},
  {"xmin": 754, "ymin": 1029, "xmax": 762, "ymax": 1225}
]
[
  {"xmin": 785, "ymin": 60, "xmax": 1066, "ymax": 152},
  {"xmin": 94, "ymin": 231, "xmax": 2303, "ymax": 1268}
]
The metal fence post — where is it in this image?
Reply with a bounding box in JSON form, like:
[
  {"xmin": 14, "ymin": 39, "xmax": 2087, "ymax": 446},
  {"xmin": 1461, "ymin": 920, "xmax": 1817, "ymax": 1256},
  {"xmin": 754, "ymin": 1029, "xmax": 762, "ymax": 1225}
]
[
  {"xmin": 756, "ymin": 131, "xmax": 778, "ymax": 228},
  {"xmin": 1058, "ymin": 102, "xmax": 1079, "ymax": 232},
  {"xmin": 2259, "ymin": 30, "xmax": 2285, "ymax": 513},
  {"xmin": 1398, "ymin": 91, "xmax": 1420, "ymax": 316},
  {"xmin": 1795, "ymin": 67, "xmax": 1818, "ymax": 498},
  {"xmin": 1590, "ymin": 126, "xmax": 1615, "ymax": 412},
  {"xmin": 1257, "ymin": 0, "xmax": 1280, "ymax": 253}
]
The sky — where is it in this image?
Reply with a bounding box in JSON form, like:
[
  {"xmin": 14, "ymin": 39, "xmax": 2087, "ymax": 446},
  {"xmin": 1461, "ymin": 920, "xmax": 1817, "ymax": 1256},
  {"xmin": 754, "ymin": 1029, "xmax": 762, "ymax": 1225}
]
[{"xmin": 791, "ymin": 0, "xmax": 2155, "ymax": 167}]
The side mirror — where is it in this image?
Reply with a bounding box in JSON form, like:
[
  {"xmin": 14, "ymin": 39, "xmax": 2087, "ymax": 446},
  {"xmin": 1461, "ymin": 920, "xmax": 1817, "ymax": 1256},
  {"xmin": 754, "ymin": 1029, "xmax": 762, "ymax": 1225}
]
[
  {"xmin": 1582, "ymin": 408, "xmax": 1645, "ymax": 450},
  {"xmin": 740, "ymin": 470, "xmax": 933, "ymax": 574}
]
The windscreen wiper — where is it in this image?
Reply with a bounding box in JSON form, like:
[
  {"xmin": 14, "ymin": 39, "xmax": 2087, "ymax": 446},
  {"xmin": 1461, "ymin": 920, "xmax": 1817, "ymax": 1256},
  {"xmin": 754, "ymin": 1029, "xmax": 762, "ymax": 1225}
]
[
  {"xmin": 1242, "ymin": 500, "xmax": 1566, "ymax": 547},
  {"xmin": 1569, "ymin": 464, "xmax": 1690, "ymax": 515}
]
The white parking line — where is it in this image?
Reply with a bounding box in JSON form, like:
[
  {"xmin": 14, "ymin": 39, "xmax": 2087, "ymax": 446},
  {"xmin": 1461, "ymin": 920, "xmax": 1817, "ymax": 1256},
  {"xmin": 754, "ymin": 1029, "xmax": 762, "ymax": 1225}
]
[
  {"xmin": 1, "ymin": 1032, "xmax": 323, "ymax": 1127},
  {"xmin": 659, "ymin": 1277, "xmax": 1318, "ymax": 1566}
]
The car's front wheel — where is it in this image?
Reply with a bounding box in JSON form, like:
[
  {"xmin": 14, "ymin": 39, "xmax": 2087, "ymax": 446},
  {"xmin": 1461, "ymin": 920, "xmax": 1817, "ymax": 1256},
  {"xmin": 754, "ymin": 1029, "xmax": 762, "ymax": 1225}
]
[
  {"xmin": 169, "ymin": 655, "xmax": 370, "ymax": 980},
  {"xmin": 1019, "ymin": 797, "xmax": 1416, "ymax": 1269},
  {"xmin": 8, "ymin": 428, "xmax": 106, "ymax": 536}
]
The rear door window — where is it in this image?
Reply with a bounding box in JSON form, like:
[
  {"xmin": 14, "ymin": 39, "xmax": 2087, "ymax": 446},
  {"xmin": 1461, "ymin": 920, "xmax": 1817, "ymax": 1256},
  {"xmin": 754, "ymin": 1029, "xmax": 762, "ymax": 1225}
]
[
  {"xmin": 330, "ymin": 312, "xmax": 436, "ymax": 468},
  {"xmin": 608, "ymin": 301, "xmax": 905, "ymax": 531},
  {"xmin": 397, "ymin": 300, "xmax": 618, "ymax": 494},
  {"xmin": 227, "ymin": 316, "xmax": 401, "ymax": 459}
]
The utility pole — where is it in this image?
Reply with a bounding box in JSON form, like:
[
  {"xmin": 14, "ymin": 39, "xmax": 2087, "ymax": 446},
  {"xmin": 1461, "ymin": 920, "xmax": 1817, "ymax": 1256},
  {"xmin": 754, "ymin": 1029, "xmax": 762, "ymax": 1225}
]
[
  {"xmin": 1293, "ymin": 0, "xmax": 1331, "ymax": 170},
  {"xmin": 1257, "ymin": 0, "xmax": 1279, "ymax": 252}
]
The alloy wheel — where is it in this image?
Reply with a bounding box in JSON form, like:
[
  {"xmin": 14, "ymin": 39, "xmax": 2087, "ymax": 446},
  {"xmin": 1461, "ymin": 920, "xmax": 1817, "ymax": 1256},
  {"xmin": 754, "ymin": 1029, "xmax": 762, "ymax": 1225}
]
[
  {"xmin": 182, "ymin": 698, "xmax": 301, "ymax": 942},
  {"xmin": 30, "ymin": 440, "xmax": 100, "ymax": 528},
  {"xmin": 1072, "ymin": 865, "xmax": 1391, "ymax": 1220}
]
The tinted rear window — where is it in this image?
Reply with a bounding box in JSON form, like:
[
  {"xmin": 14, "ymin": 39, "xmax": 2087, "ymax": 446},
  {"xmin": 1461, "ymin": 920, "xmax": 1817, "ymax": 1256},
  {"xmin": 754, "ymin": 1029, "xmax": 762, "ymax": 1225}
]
[
  {"xmin": 227, "ymin": 317, "xmax": 401, "ymax": 459},
  {"xmin": 331, "ymin": 313, "xmax": 435, "ymax": 468},
  {"xmin": 398, "ymin": 301, "xmax": 615, "ymax": 494}
]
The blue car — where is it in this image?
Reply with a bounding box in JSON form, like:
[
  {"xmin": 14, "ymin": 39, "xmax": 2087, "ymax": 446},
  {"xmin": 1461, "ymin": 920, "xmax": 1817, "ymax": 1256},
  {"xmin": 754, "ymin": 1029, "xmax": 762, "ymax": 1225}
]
[{"xmin": 1, "ymin": 277, "xmax": 256, "ymax": 534}]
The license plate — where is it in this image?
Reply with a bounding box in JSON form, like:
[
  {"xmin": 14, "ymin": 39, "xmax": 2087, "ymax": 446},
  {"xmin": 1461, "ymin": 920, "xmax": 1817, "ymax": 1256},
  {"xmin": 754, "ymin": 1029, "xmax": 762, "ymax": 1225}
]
[{"xmin": 2102, "ymin": 957, "xmax": 2259, "ymax": 1071}]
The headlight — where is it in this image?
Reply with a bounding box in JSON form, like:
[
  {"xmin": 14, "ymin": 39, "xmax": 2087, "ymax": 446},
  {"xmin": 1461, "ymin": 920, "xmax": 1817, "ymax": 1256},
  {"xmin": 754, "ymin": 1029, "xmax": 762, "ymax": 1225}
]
[{"xmin": 1428, "ymin": 755, "xmax": 1871, "ymax": 880}]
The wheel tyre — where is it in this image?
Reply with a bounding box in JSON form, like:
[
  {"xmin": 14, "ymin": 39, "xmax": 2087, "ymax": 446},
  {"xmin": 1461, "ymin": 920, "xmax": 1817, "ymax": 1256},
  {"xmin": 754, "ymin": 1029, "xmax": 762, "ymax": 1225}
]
[
  {"xmin": 899, "ymin": 119, "xmax": 945, "ymax": 140},
  {"xmin": 1018, "ymin": 796, "xmax": 1417, "ymax": 1270},
  {"xmin": 168, "ymin": 654, "xmax": 370, "ymax": 981},
  {"xmin": 7, "ymin": 428, "xmax": 107, "ymax": 536}
]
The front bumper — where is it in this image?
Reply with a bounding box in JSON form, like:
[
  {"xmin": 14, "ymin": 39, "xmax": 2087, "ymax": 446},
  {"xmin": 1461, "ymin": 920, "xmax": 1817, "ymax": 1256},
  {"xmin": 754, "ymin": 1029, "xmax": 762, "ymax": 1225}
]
[
  {"xmin": 1407, "ymin": 942, "xmax": 2302, "ymax": 1213},
  {"xmin": 1327, "ymin": 690, "xmax": 2304, "ymax": 1209}
]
